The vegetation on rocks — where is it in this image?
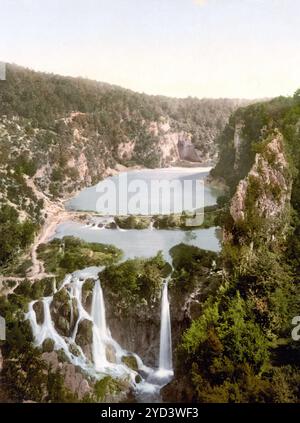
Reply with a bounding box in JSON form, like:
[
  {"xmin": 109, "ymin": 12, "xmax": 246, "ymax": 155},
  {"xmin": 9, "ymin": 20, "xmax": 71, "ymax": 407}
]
[
  {"xmin": 0, "ymin": 294, "xmax": 78, "ymax": 402},
  {"xmin": 115, "ymin": 215, "xmax": 151, "ymax": 230},
  {"xmin": 165, "ymin": 91, "xmax": 300, "ymax": 403},
  {"xmin": 100, "ymin": 253, "xmax": 169, "ymax": 311},
  {"xmin": 37, "ymin": 236, "xmax": 122, "ymax": 279},
  {"xmin": 0, "ymin": 204, "xmax": 37, "ymax": 268}
]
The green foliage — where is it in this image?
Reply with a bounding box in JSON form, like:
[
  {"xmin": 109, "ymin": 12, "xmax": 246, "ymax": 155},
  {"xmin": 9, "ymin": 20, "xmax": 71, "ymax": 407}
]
[
  {"xmin": 179, "ymin": 290, "xmax": 271, "ymax": 402},
  {"xmin": 0, "ymin": 290, "xmax": 79, "ymax": 402},
  {"xmin": 178, "ymin": 89, "xmax": 300, "ymax": 403},
  {"xmin": 100, "ymin": 253, "xmax": 166, "ymax": 309},
  {"xmin": 14, "ymin": 155, "xmax": 37, "ymax": 177},
  {"xmin": 171, "ymin": 244, "xmax": 218, "ymax": 272},
  {"xmin": 181, "ymin": 301, "xmax": 219, "ymax": 355},
  {"xmin": 169, "ymin": 244, "xmax": 221, "ymax": 303},
  {"xmin": 0, "ymin": 204, "xmax": 37, "ymax": 266},
  {"xmin": 93, "ymin": 376, "xmax": 121, "ymax": 402},
  {"xmin": 37, "ymin": 236, "xmax": 122, "ymax": 278},
  {"xmin": 115, "ymin": 215, "xmax": 150, "ymax": 229},
  {"xmin": 218, "ymin": 294, "xmax": 269, "ymax": 371},
  {"xmin": 46, "ymin": 370, "xmax": 79, "ymax": 403}
]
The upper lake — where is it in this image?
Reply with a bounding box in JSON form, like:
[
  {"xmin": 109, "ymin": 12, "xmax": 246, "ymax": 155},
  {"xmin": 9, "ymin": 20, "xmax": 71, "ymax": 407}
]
[{"xmin": 66, "ymin": 167, "xmax": 221, "ymax": 215}]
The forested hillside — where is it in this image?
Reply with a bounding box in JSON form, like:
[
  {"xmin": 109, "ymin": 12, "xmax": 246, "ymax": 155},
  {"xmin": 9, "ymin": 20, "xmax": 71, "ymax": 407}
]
[
  {"xmin": 0, "ymin": 64, "xmax": 246, "ymax": 271},
  {"xmin": 0, "ymin": 64, "xmax": 245, "ymax": 170},
  {"xmin": 164, "ymin": 91, "xmax": 300, "ymax": 402}
]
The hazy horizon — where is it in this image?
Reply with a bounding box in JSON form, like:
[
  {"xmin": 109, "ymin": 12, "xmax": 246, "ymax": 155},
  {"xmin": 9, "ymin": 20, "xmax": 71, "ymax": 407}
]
[{"xmin": 1, "ymin": 0, "xmax": 300, "ymax": 99}]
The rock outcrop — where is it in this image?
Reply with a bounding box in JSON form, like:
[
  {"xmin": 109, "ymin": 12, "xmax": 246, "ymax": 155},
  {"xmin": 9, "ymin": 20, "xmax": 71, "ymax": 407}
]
[
  {"xmin": 149, "ymin": 119, "xmax": 201, "ymax": 165},
  {"xmin": 229, "ymin": 133, "xmax": 292, "ymax": 241},
  {"xmin": 42, "ymin": 351, "xmax": 92, "ymax": 400}
]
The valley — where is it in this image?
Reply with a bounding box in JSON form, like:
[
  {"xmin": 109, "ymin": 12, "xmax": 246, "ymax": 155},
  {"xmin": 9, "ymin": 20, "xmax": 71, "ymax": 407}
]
[{"xmin": 1, "ymin": 64, "xmax": 300, "ymax": 404}]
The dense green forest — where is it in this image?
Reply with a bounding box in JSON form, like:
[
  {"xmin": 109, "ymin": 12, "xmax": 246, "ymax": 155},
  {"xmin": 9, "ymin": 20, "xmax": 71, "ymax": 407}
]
[
  {"xmin": 0, "ymin": 64, "xmax": 243, "ymax": 161},
  {"xmin": 164, "ymin": 91, "xmax": 300, "ymax": 402}
]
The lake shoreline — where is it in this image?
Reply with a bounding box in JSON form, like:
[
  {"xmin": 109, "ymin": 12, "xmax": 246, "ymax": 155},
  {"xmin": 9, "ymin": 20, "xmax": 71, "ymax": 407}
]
[{"xmin": 14, "ymin": 165, "xmax": 220, "ymax": 281}]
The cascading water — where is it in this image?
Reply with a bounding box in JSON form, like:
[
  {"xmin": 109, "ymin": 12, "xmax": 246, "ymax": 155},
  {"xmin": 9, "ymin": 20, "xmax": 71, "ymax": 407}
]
[
  {"xmin": 139, "ymin": 278, "xmax": 174, "ymax": 401},
  {"xmin": 26, "ymin": 266, "xmax": 174, "ymax": 401},
  {"xmin": 91, "ymin": 279, "xmax": 108, "ymax": 369},
  {"xmin": 158, "ymin": 280, "xmax": 173, "ymax": 377}
]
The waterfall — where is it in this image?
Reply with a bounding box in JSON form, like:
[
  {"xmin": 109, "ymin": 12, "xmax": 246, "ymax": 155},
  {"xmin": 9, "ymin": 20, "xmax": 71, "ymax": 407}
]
[
  {"xmin": 91, "ymin": 279, "xmax": 108, "ymax": 369},
  {"xmin": 158, "ymin": 280, "xmax": 173, "ymax": 374},
  {"xmin": 26, "ymin": 268, "xmax": 174, "ymax": 401}
]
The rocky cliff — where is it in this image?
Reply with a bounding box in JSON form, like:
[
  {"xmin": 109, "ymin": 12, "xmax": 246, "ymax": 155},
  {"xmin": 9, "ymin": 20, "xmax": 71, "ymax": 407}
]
[
  {"xmin": 161, "ymin": 94, "xmax": 300, "ymax": 402},
  {"xmin": 228, "ymin": 132, "xmax": 292, "ymax": 244}
]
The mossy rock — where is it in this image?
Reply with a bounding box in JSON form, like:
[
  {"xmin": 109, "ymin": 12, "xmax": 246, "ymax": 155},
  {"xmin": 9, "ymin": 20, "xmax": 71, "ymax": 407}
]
[
  {"xmin": 52, "ymin": 288, "xmax": 70, "ymax": 305},
  {"xmin": 51, "ymin": 288, "xmax": 73, "ymax": 336},
  {"xmin": 32, "ymin": 278, "xmax": 55, "ymax": 299},
  {"xmin": 75, "ymin": 319, "xmax": 93, "ymax": 350},
  {"xmin": 105, "ymin": 221, "xmax": 117, "ymax": 229},
  {"xmin": 71, "ymin": 297, "xmax": 79, "ymax": 325},
  {"xmin": 69, "ymin": 343, "xmax": 81, "ymax": 357},
  {"xmin": 121, "ymin": 355, "xmax": 139, "ymax": 371},
  {"xmin": 57, "ymin": 316, "xmax": 70, "ymax": 335},
  {"xmin": 33, "ymin": 300, "xmax": 44, "ymax": 325},
  {"xmin": 153, "ymin": 214, "xmax": 184, "ymax": 229},
  {"xmin": 115, "ymin": 216, "xmax": 150, "ymax": 230},
  {"xmin": 42, "ymin": 338, "xmax": 55, "ymax": 353},
  {"xmin": 57, "ymin": 348, "xmax": 70, "ymax": 363},
  {"xmin": 82, "ymin": 278, "xmax": 95, "ymax": 312},
  {"xmin": 135, "ymin": 374, "xmax": 142, "ymax": 384}
]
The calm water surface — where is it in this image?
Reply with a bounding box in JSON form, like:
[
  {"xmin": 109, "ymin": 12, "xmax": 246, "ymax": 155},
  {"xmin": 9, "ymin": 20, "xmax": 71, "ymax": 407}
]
[{"xmin": 55, "ymin": 167, "xmax": 222, "ymax": 260}]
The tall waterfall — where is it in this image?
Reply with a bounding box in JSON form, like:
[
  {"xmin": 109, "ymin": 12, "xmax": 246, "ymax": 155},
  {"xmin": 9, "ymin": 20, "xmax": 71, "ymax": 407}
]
[
  {"xmin": 158, "ymin": 280, "xmax": 173, "ymax": 374},
  {"xmin": 91, "ymin": 279, "xmax": 108, "ymax": 369}
]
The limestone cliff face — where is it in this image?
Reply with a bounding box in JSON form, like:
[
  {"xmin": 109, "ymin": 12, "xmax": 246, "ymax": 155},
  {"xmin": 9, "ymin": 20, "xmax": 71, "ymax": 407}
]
[
  {"xmin": 104, "ymin": 289, "xmax": 198, "ymax": 368},
  {"xmin": 149, "ymin": 119, "xmax": 201, "ymax": 166},
  {"xmin": 229, "ymin": 133, "xmax": 292, "ymax": 242}
]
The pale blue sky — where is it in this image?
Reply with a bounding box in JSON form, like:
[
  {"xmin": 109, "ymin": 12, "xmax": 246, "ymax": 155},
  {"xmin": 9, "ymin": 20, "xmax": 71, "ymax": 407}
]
[{"xmin": 0, "ymin": 0, "xmax": 299, "ymax": 98}]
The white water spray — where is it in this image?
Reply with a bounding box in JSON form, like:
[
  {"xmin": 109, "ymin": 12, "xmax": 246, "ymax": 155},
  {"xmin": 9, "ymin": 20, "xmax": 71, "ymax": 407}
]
[
  {"xmin": 91, "ymin": 279, "xmax": 109, "ymax": 369},
  {"xmin": 26, "ymin": 267, "xmax": 174, "ymax": 400},
  {"xmin": 158, "ymin": 280, "xmax": 173, "ymax": 375}
]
